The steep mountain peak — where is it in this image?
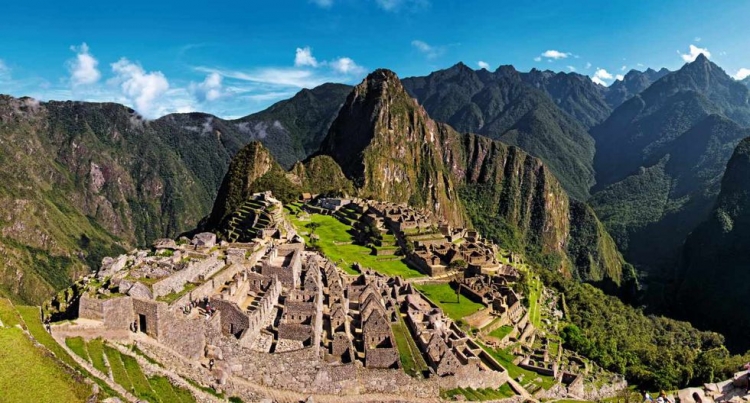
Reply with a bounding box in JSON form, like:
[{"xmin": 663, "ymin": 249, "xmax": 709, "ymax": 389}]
[{"xmin": 494, "ymin": 64, "xmax": 520, "ymax": 79}]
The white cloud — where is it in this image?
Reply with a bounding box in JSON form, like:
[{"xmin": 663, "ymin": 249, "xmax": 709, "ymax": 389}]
[
  {"xmin": 376, "ymin": 0, "xmax": 429, "ymax": 12},
  {"xmin": 330, "ymin": 57, "xmax": 365, "ymax": 75},
  {"xmin": 478, "ymin": 61, "xmax": 490, "ymax": 70},
  {"xmin": 533, "ymin": 57, "xmax": 542, "ymax": 62},
  {"xmin": 621, "ymin": 65, "xmax": 627, "ymax": 71},
  {"xmin": 190, "ymin": 72, "xmax": 224, "ymax": 102},
  {"xmin": 680, "ymin": 44, "xmax": 711, "ymax": 62},
  {"xmin": 310, "ymin": 0, "xmax": 333, "ymax": 7},
  {"xmin": 110, "ymin": 58, "xmax": 169, "ymax": 118},
  {"xmin": 68, "ymin": 43, "xmax": 101, "ymax": 86},
  {"xmin": 591, "ymin": 68, "xmax": 614, "ymax": 86},
  {"xmin": 411, "ymin": 40, "xmax": 443, "ymax": 59},
  {"xmin": 616, "ymin": 74, "xmax": 625, "ymax": 81},
  {"xmin": 695, "ymin": 36, "xmax": 702, "ymax": 42},
  {"xmin": 196, "ymin": 66, "xmax": 328, "ymax": 88},
  {"xmin": 540, "ymin": 50, "xmax": 570, "ymax": 60},
  {"xmin": 567, "ymin": 65, "xmax": 576, "ymax": 72},
  {"xmin": 585, "ymin": 62, "xmax": 592, "ymax": 69},
  {"xmin": 734, "ymin": 68, "xmax": 750, "ymax": 81},
  {"xmin": 294, "ymin": 47, "xmax": 319, "ymax": 67}
]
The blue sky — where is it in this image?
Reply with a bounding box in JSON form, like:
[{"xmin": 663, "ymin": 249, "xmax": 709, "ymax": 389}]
[{"xmin": 0, "ymin": 0, "xmax": 748, "ymax": 119}]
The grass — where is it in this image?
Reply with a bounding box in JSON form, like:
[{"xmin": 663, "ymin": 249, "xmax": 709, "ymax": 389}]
[
  {"xmin": 0, "ymin": 297, "xmax": 21, "ymax": 327},
  {"xmin": 65, "ymin": 336, "xmax": 90, "ymax": 362},
  {"xmin": 121, "ymin": 352, "xmax": 161, "ymax": 402},
  {"xmin": 0, "ymin": 326, "xmax": 92, "ymax": 403},
  {"xmin": 476, "ymin": 341, "xmax": 557, "ymax": 392},
  {"xmin": 414, "ymin": 283, "xmax": 485, "ymax": 321},
  {"xmin": 15, "ymin": 305, "xmax": 120, "ymax": 399},
  {"xmin": 157, "ymin": 281, "xmax": 199, "ymax": 304},
  {"xmin": 489, "ymin": 325, "xmax": 514, "ymax": 340},
  {"xmin": 186, "ymin": 377, "xmax": 225, "ymax": 399},
  {"xmin": 286, "ymin": 209, "xmax": 424, "ymax": 279},
  {"xmin": 440, "ymin": 384, "xmax": 517, "ymax": 401},
  {"xmin": 87, "ymin": 338, "xmax": 109, "ymax": 374},
  {"xmin": 104, "ymin": 345, "xmax": 133, "ymax": 391},
  {"xmin": 148, "ymin": 375, "xmax": 181, "ymax": 402},
  {"xmin": 392, "ymin": 319, "xmax": 429, "ymax": 377},
  {"xmin": 527, "ymin": 276, "xmax": 542, "ymax": 328}
]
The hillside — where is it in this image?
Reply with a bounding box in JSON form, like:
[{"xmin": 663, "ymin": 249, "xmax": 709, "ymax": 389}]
[
  {"xmin": 401, "ymin": 63, "xmax": 598, "ymax": 200},
  {"xmin": 590, "ymin": 55, "xmax": 750, "ymax": 276},
  {"xmin": 676, "ymin": 137, "xmax": 750, "ymax": 351},
  {"xmin": 604, "ymin": 68, "xmax": 670, "ymax": 108},
  {"xmin": 317, "ymin": 69, "xmax": 630, "ymax": 286}
]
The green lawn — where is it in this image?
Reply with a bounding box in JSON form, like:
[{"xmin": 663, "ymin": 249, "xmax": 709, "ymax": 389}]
[
  {"xmin": 15, "ymin": 305, "xmax": 120, "ymax": 399},
  {"xmin": 0, "ymin": 297, "xmax": 21, "ymax": 327},
  {"xmin": 0, "ymin": 326, "xmax": 92, "ymax": 403},
  {"xmin": 87, "ymin": 338, "xmax": 109, "ymax": 374},
  {"xmin": 392, "ymin": 319, "xmax": 429, "ymax": 377},
  {"xmin": 477, "ymin": 341, "xmax": 557, "ymax": 392},
  {"xmin": 489, "ymin": 325, "xmax": 514, "ymax": 340},
  {"xmin": 527, "ymin": 276, "xmax": 542, "ymax": 328},
  {"xmin": 286, "ymin": 209, "xmax": 424, "ymax": 279},
  {"xmin": 122, "ymin": 352, "xmax": 162, "ymax": 402},
  {"xmin": 104, "ymin": 345, "xmax": 133, "ymax": 391},
  {"xmin": 440, "ymin": 383, "xmax": 517, "ymax": 401},
  {"xmin": 65, "ymin": 336, "xmax": 90, "ymax": 362},
  {"xmin": 414, "ymin": 283, "xmax": 485, "ymax": 320}
]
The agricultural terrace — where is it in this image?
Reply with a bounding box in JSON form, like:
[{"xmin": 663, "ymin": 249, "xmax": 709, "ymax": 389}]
[{"xmin": 285, "ymin": 204, "xmax": 424, "ymax": 279}]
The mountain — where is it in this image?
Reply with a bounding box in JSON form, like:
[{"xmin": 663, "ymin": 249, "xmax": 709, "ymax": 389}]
[
  {"xmin": 520, "ymin": 67, "xmax": 612, "ymax": 128},
  {"xmin": 676, "ymin": 137, "xmax": 750, "ymax": 351},
  {"xmin": 233, "ymin": 83, "xmax": 352, "ymax": 168},
  {"xmin": 590, "ymin": 55, "xmax": 750, "ymax": 276},
  {"xmin": 316, "ymin": 69, "xmax": 631, "ymax": 286},
  {"xmin": 401, "ymin": 63, "xmax": 599, "ymax": 200},
  {"xmin": 740, "ymin": 76, "xmax": 750, "ymax": 88},
  {"xmin": 0, "ymin": 83, "xmax": 349, "ymax": 304},
  {"xmin": 604, "ymin": 68, "xmax": 670, "ymax": 108}
]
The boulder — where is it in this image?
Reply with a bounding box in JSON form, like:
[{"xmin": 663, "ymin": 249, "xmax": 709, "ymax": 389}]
[{"xmin": 127, "ymin": 282, "xmax": 153, "ymax": 299}]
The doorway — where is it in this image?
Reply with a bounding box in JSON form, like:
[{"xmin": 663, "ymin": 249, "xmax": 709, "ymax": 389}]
[{"xmin": 138, "ymin": 314, "xmax": 147, "ymax": 334}]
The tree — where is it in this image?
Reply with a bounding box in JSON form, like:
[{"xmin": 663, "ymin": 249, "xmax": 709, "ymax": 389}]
[
  {"xmin": 448, "ymin": 260, "xmax": 467, "ymax": 303},
  {"xmin": 306, "ymin": 222, "xmax": 321, "ymax": 246}
]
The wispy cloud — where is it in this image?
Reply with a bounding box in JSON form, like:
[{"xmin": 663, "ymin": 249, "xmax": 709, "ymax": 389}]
[
  {"xmin": 0, "ymin": 59, "xmax": 10, "ymax": 80},
  {"xmin": 734, "ymin": 68, "xmax": 750, "ymax": 81},
  {"xmin": 330, "ymin": 57, "xmax": 365, "ymax": 75},
  {"xmin": 590, "ymin": 68, "xmax": 614, "ymax": 86},
  {"xmin": 294, "ymin": 47, "xmax": 319, "ymax": 67},
  {"xmin": 411, "ymin": 40, "xmax": 444, "ymax": 59},
  {"xmin": 539, "ymin": 49, "xmax": 571, "ymax": 60},
  {"xmin": 376, "ymin": 0, "xmax": 429, "ymax": 12},
  {"xmin": 68, "ymin": 43, "xmax": 101, "ymax": 86},
  {"xmin": 478, "ymin": 61, "xmax": 490, "ymax": 70},
  {"xmin": 110, "ymin": 58, "xmax": 170, "ymax": 118},
  {"xmin": 585, "ymin": 62, "xmax": 592, "ymax": 70},
  {"xmin": 190, "ymin": 72, "xmax": 224, "ymax": 102},
  {"xmin": 680, "ymin": 44, "xmax": 711, "ymax": 62},
  {"xmin": 567, "ymin": 65, "xmax": 576, "ymax": 72}
]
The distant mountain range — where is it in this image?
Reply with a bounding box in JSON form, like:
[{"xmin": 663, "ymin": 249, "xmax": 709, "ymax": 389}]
[{"xmin": 4, "ymin": 54, "xmax": 750, "ymax": 352}]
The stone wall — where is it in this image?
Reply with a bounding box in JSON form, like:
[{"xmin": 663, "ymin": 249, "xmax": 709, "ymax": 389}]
[
  {"xmin": 211, "ymin": 298, "xmax": 249, "ymax": 338},
  {"xmin": 78, "ymin": 295, "xmax": 104, "ymax": 321},
  {"xmin": 103, "ymin": 296, "xmax": 134, "ymax": 330},
  {"xmin": 157, "ymin": 312, "xmax": 206, "ymax": 360},
  {"xmin": 152, "ymin": 255, "xmax": 224, "ymax": 298},
  {"xmin": 133, "ymin": 298, "xmax": 164, "ymax": 338}
]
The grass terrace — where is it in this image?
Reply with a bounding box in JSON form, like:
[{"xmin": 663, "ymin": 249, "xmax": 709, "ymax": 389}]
[
  {"xmin": 414, "ymin": 283, "xmax": 485, "ymax": 321},
  {"xmin": 476, "ymin": 341, "xmax": 557, "ymax": 392},
  {"xmin": 440, "ymin": 383, "xmax": 516, "ymax": 401},
  {"xmin": 286, "ymin": 206, "xmax": 424, "ymax": 279},
  {"xmin": 392, "ymin": 317, "xmax": 429, "ymax": 378},
  {"xmin": 488, "ymin": 325, "xmax": 514, "ymax": 340}
]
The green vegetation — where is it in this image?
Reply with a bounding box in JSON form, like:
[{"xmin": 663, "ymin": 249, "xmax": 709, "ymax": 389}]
[
  {"xmin": 392, "ymin": 319, "xmax": 429, "ymax": 377},
  {"xmin": 0, "ymin": 326, "xmax": 91, "ymax": 403},
  {"xmin": 542, "ymin": 268, "xmax": 750, "ymax": 390},
  {"xmin": 440, "ymin": 383, "xmax": 516, "ymax": 401},
  {"xmin": 0, "ymin": 297, "xmax": 21, "ymax": 327},
  {"xmin": 414, "ymin": 283, "xmax": 484, "ymax": 320},
  {"xmin": 65, "ymin": 336, "xmax": 89, "ymax": 362},
  {"xmin": 287, "ymin": 210, "xmax": 424, "ymax": 278},
  {"xmin": 121, "ymin": 353, "xmax": 161, "ymax": 402},
  {"xmin": 488, "ymin": 325, "xmax": 513, "ymax": 340},
  {"xmin": 477, "ymin": 341, "xmax": 557, "ymax": 392},
  {"xmin": 87, "ymin": 338, "xmax": 109, "ymax": 374},
  {"xmin": 104, "ymin": 345, "xmax": 133, "ymax": 391}
]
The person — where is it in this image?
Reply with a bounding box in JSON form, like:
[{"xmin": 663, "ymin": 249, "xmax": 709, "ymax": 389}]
[
  {"xmin": 209, "ymin": 358, "xmax": 214, "ymax": 370},
  {"xmin": 644, "ymin": 392, "xmax": 653, "ymax": 402},
  {"xmin": 656, "ymin": 391, "xmax": 667, "ymax": 403},
  {"xmin": 44, "ymin": 318, "xmax": 51, "ymax": 333}
]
